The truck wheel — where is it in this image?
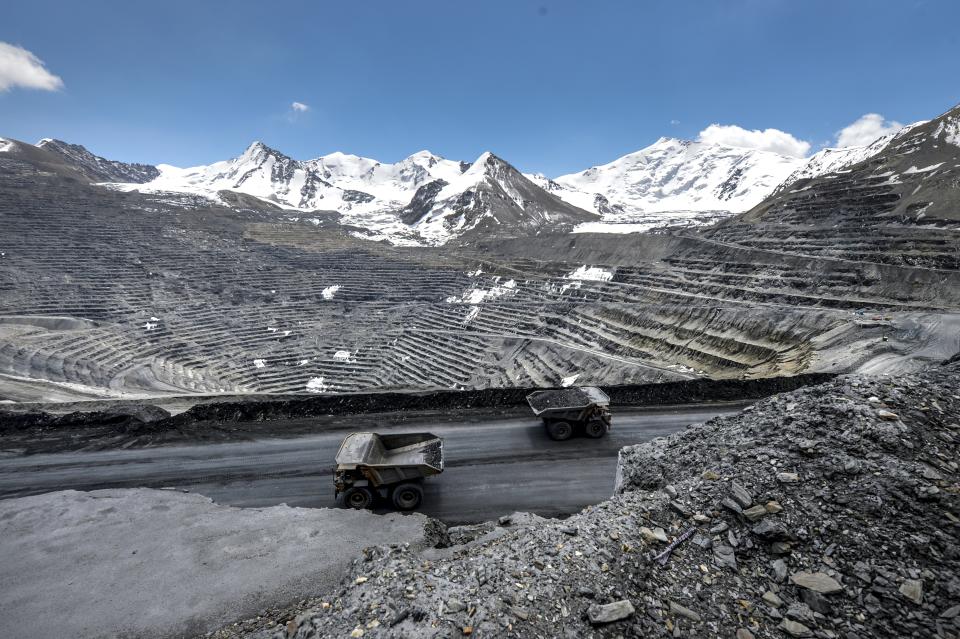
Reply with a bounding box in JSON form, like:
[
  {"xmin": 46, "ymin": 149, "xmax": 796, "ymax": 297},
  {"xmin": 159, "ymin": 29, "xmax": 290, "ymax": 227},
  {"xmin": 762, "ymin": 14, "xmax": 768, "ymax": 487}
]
[
  {"xmin": 391, "ymin": 483, "xmax": 423, "ymax": 511},
  {"xmin": 585, "ymin": 420, "xmax": 607, "ymax": 438},
  {"xmin": 546, "ymin": 420, "xmax": 573, "ymax": 441},
  {"xmin": 343, "ymin": 486, "xmax": 374, "ymax": 510}
]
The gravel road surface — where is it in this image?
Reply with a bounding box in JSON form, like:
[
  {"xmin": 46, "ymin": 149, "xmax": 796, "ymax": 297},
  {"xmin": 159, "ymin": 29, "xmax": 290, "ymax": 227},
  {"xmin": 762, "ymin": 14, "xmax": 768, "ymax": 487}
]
[{"xmin": 0, "ymin": 403, "xmax": 745, "ymax": 523}]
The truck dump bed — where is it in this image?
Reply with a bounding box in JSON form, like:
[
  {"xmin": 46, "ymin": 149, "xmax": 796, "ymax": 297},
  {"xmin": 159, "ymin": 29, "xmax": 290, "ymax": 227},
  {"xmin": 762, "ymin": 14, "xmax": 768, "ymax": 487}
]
[
  {"xmin": 335, "ymin": 432, "xmax": 443, "ymax": 486},
  {"xmin": 526, "ymin": 386, "xmax": 610, "ymax": 416}
]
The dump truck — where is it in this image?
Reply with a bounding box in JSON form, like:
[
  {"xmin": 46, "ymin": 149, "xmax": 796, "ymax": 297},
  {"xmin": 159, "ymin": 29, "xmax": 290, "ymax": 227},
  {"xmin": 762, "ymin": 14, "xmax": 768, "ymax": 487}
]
[
  {"xmin": 334, "ymin": 432, "xmax": 443, "ymax": 510},
  {"xmin": 526, "ymin": 386, "xmax": 612, "ymax": 440}
]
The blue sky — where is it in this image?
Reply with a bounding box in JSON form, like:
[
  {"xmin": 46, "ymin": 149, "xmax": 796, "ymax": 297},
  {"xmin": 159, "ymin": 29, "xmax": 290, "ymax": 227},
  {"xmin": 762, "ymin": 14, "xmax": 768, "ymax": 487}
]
[{"xmin": 1, "ymin": 0, "xmax": 958, "ymax": 175}]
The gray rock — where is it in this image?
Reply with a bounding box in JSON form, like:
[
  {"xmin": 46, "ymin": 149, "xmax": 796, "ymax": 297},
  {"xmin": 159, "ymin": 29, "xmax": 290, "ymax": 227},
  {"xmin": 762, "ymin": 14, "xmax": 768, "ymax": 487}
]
[
  {"xmin": 445, "ymin": 599, "xmax": 466, "ymax": 613},
  {"xmin": 742, "ymin": 504, "xmax": 768, "ymax": 521},
  {"xmin": 669, "ymin": 600, "xmax": 701, "ymax": 622},
  {"xmin": 721, "ymin": 498, "xmax": 744, "ymax": 514},
  {"xmin": 713, "ymin": 544, "xmax": 738, "ymax": 571},
  {"xmin": 772, "ymin": 559, "xmax": 788, "ymax": 582},
  {"xmin": 779, "ymin": 619, "xmax": 813, "ymax": 637},
  {"xmin": 777, "ymin": 472, "xmax": 800, "ymax": 483},
  {"xmin": 785, "ymin": 602, "xmax": 815, "ymax": 624},
  {"xmin": 790, "ymin": 571, "xmax": 843, "ymax": 594},
  {"xmin": 640, "ymin": 526, "xmax": 668, "ymax": 543},
  {"xmin": 799, "ymin": 588, "xmax": 832, "ymax": 615},
  {"xmin": 730, "ymin": 480, "xmax": 753, "ymax": 507},
  {"xmin": 898, "ymin": 579, "xmax": 923, "ymax": 604},
  {"xmin": 736, "ymin": 629, "xmax": 755, "ymax": 639},
  {"xmin": 587, "ymin": 600, "xmax": 635, "ymax": 625},
  {"xmin": 940, "ymin": 604, "xmax": 960, "ymax": 619},
  {"xmin": 692, "ymin": 534, "xmax": 713, "ymax": 550},
  {"xmin": 762, "ymin": 590, "xmax": 784, "ymax": 608},
  {"xmin": 751, "ymin": 519, "xmax": 789, "ymax": 541}
]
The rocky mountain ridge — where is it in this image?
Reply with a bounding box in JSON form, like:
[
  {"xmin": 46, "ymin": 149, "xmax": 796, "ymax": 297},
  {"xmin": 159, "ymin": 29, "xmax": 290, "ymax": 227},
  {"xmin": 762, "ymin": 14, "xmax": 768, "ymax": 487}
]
[{"xmin": 2, "ymin": 110, "xmax": 919, "ymax": 244}]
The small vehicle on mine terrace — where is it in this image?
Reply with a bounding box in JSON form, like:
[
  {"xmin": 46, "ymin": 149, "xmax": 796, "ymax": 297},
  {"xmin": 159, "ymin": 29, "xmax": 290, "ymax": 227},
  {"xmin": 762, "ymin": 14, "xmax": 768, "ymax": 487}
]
[
  {"xmin": 526, "ymin": 386, "xmax": 612, "ymax": 441},
  {"xmin": 334, "ymin": 432, "xmax": 443, "ymax": 511}
]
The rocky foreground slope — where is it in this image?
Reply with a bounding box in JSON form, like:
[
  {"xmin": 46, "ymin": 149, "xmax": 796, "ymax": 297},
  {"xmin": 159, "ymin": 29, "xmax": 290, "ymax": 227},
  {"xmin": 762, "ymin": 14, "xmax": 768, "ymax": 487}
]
[{"xmin": 234, "ymin": 360, "xmax": 960, "ymax": 639}]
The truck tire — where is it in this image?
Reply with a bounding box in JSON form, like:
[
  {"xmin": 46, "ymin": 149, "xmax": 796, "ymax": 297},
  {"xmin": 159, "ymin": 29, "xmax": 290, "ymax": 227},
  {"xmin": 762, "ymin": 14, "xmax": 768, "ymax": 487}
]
[
  {"xmin": 546, "ymin": 420, "xmax": 573, "ymax": 441},
  {"xmin": 391, "ymin": 483, "xmax": 423, "ymax": 511},
  {"xmin": 584, "ymin": 420, "xmax": 607, "ymax": 438},
  {"xmin": 343, "ymin": 486, "xmax": 374, "ymax": 510}
]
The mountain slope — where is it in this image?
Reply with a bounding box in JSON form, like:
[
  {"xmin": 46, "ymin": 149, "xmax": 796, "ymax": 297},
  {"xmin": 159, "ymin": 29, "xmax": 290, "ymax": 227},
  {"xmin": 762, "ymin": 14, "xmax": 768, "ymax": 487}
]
[
  {"xmin": 772, "ymin": 121, "xmax": 922, "ymax": 193},
  {"xmin": 706, "ymin": 104, "xmax": 960, "ymax": 268},
  {"xmin": 401, "ymin": 152, "xmax": 599, "ymax": 244},
  {"xmin": 36, "ymin": 138, "xmax": 160, "ymax": 183}
]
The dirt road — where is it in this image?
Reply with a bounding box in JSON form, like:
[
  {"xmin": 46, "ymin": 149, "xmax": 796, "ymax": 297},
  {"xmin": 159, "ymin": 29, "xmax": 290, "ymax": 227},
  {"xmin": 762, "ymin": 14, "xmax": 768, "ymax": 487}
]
[{"xmin": 0, "ymin": 403, "xmax": 745, "ymax": 523}]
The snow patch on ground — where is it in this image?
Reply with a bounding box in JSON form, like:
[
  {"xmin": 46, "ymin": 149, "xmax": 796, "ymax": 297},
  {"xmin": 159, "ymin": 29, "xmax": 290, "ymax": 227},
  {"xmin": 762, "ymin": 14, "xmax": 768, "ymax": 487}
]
[
  {"xmin": 566, "ymin": 265, "xmax": 614, "ymax": 282},
  {"xmin": 560, "ymin": 374, "xmax": 580, "ymax": 387},
  {"xmin": 446, "ymin": 282, "xmax": 517, "ymax": 304},
  {"xmin": 332, "ymin": 350, "xmax": 352, "ymax": 362},
  {"xmin": 306, "ymin": 376, "xmax": 329, "ymax": 392},
  {"xmin": 0, "ymin": 137, "xmax": 13, "ymax": 153},
  {"xmin": 253, "ymin": 359, "xmax": 266, "ymax": 369},
  {"xmin": 903, "ymin": 163, "xmax": 945, "ymax": 174},
  {"xmin": 321, "ymin": 285, "xmax": 341, "ymax": 300},
  {"xmin": 0, "ymin": 488, "xmax": 433, "ymax": 639},
  {"xmin": 933, "ymin": 117, "xmax": 960, "ymax": 148}
]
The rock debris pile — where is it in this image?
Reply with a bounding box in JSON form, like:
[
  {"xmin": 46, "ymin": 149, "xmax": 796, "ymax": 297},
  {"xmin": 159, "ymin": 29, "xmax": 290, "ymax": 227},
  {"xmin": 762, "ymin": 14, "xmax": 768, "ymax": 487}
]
[{"xmin": 238, "ymin": 362, "xmax": 958, "ymax": 639}]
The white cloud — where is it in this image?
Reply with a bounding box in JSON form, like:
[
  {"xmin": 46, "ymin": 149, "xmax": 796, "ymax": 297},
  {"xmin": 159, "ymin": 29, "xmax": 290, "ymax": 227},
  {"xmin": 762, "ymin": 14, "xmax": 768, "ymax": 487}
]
[
  {"xmin": 670, "ymin": 119, "xmax": 680, "ymax": 125},
  {"xmin": 291, "ymin": 101, "xmax": 309, "ymax": 112},
  {"xmin": 834, "ymin": 113, "xmax": 902, "ymax": 148},
  {"xmin": 697, "ymin": 123, "xmax": 811, "ymax": 158},
  {"xmin": 0, "ymin": 42, "xmax": 63, "ymax": 92}
]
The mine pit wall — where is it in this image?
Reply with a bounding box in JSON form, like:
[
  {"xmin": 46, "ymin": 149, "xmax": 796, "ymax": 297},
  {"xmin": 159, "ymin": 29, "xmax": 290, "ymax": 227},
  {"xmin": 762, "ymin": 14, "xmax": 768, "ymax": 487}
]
[
  {"xmin": 3, "ymin": 160, "xmax": 958, "ymax": 400},
  {"xmin": 475, "ymin": 231, "xmax": 960, "ymax": 309}
]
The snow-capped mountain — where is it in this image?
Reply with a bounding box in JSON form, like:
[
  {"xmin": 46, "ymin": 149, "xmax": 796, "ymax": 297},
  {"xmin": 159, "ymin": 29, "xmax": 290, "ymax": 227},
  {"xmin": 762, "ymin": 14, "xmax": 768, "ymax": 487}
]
[
  {"xmin": 402, "ymin": 152, "xmax": 598, "ymax": 244},
  {"xmin": 549, "ymin": 137, "xmax": 804, "ymax": 219},
  {"xmin": 36, "ymin": 138, "xmax": 160, "ymax": 183},
  {"xmin": 3, "ymin": 116, "xmax": 923, "ymax": 245},
  {"xmin": 307, "ymin": 149, "xmax": 467, "ymax": 205},
  {"xmin": 528, "ymin": 131, "xmax": 918, "ymax": 234},
  {"xmin": 134, "ymin": 141, "xmax": 469, "ymax": 217}
]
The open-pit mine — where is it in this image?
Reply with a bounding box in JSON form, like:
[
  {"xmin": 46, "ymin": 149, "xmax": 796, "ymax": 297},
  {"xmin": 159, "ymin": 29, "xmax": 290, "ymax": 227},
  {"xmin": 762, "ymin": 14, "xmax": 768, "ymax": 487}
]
[{"xmin": 1, "ymin": 102, "xmax": 959, "ymax": 639}]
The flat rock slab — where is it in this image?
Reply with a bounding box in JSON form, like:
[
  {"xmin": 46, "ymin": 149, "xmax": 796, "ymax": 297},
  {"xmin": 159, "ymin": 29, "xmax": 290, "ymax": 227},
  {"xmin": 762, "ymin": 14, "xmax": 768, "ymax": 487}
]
[
  {"xmin": 790, "ymin": 571, "xmax": 843, "ymax": 594},
  {"xmin": 588, "ymin": 599, "xmax": 635, "ymax": 624},
  {"xmin": 0, "ymin": 488, "xmax": 434, "ymax": 639}
]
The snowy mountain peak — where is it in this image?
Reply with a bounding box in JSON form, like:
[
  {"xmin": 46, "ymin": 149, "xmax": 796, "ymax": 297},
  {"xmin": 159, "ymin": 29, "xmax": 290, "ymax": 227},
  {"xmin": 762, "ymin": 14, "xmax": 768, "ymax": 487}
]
[
  {"xmin": 405, "ymin": 151, "xmax": 597, "ymax": 244},
  {"xmin": 239, "ymin": 140, "xmax": 289, "ymax": 161},
  {"xmin": 404, "ymin": 150, "xmax": 443, "ymax": 166}
]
